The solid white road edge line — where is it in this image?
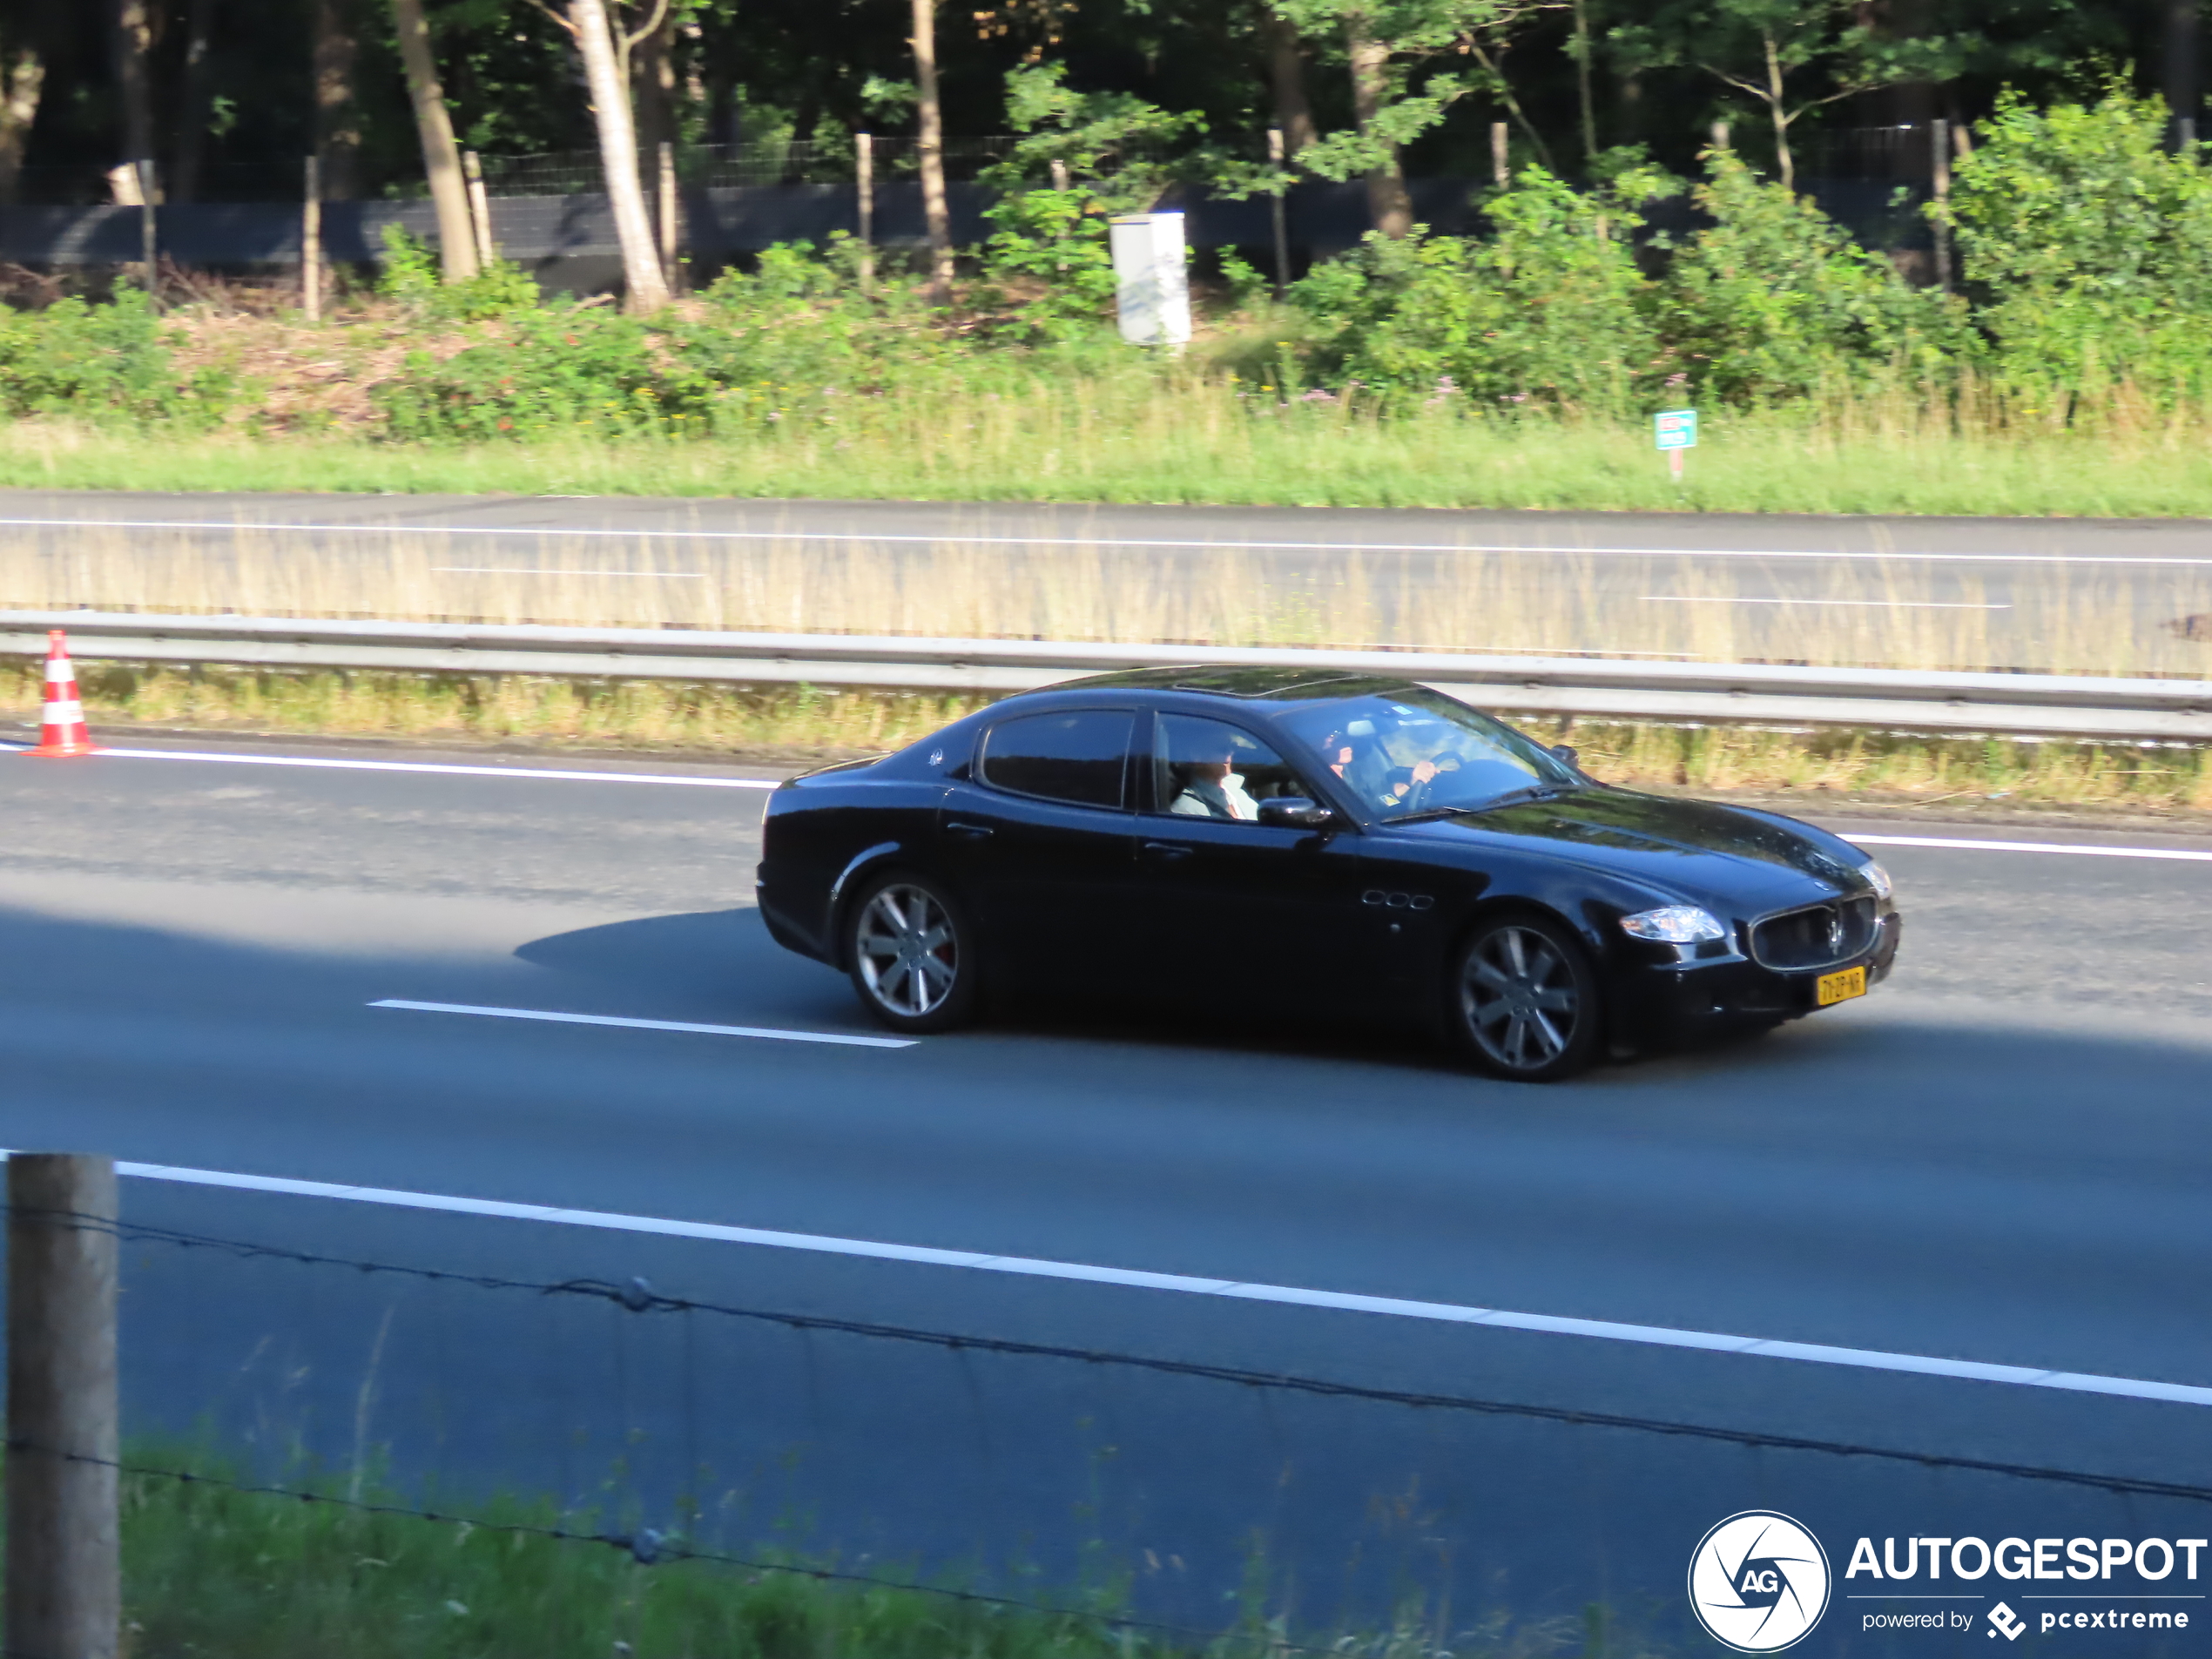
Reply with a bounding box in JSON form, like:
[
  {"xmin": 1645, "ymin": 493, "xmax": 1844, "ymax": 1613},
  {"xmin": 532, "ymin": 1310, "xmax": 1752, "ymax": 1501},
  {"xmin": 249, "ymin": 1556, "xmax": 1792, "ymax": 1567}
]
[
  {"xmin": 91, "ymin": 747, "xmax": 779, "ymax": 787},
  {"xmin": 1642, "ymin": 596, "xmax": 2011, "ymax": 610},
  {"xmin": 7, "ymin": 514, "xmax": 2212, "ymax": 566},
  {"xmin": 1850, "ymin": 833, "xmax": 2212, "ymax": 863},
  {"xmin": 84, "ymin": 1156, "xmax": 2212, "ymax": 1408},
  {"xmin": 370, "ymin": 999, "xmax": 914, "ymax": 1049}
]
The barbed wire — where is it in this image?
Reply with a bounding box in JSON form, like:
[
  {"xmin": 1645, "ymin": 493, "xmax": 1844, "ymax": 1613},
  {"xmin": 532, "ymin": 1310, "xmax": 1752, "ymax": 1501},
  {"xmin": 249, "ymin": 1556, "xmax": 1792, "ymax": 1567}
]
[
  {"xmin": 18, "ymin": 1204, "xmax": 2212, "ymax": 1506},
  {"xmin": 5, "ymin": 1436, "xmax": 1312, "ymax": 1655}
]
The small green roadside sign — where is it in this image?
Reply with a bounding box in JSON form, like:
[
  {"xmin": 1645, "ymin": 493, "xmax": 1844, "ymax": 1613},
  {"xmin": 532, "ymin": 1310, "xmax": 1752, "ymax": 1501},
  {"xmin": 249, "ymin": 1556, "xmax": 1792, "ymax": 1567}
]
[{"xmin": 1655, "ymin": 408, "xmax": 1697, "ymax": 451}]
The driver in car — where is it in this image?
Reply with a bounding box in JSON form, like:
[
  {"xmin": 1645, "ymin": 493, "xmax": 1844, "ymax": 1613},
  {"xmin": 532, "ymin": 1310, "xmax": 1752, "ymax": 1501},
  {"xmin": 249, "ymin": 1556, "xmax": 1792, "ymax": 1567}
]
[{"xmin": 1318, "ymin": 725, "xmax": 1438, "ymax": 809}]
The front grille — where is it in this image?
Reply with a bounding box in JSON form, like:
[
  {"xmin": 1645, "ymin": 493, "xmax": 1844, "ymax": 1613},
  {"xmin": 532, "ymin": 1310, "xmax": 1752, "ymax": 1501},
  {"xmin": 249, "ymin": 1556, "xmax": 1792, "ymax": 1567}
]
[{"xmin": 1750, "ymin": 897, "xmax": 1878, "ymax": 971}]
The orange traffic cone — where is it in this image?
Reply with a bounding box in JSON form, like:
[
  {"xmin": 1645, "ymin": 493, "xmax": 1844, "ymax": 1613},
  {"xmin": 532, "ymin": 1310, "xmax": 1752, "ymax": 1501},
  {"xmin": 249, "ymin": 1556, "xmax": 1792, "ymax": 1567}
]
[{"xmin": 24, "ymin": 630, "xmax": 100, "ymax": 758}]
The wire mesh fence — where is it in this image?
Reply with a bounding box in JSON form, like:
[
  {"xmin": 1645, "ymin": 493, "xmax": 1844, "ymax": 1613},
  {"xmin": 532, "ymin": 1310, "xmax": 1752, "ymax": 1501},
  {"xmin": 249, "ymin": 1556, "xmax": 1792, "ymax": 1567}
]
[
  {"xmin": 79, "ymin": 1178, "xmax": 2212, "ymax": 1648},
  {"xmin": 474, "ymin": 135, "xmax": 1026, "ymax": 197}
]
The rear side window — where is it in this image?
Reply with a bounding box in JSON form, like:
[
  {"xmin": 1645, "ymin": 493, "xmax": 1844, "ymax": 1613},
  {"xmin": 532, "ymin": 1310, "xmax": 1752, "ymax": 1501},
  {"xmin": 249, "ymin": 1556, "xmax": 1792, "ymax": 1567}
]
[{"xmin": 980, "ymin": 710, "xmax": 1135, "ymax": 809}]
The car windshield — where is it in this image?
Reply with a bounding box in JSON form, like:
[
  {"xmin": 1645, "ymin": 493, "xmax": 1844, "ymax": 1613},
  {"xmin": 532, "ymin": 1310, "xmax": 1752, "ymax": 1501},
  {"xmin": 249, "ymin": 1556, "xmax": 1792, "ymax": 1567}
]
[{"xmin": 1278, "ymin": 690, "xmax": 1580, "ymax": 820}]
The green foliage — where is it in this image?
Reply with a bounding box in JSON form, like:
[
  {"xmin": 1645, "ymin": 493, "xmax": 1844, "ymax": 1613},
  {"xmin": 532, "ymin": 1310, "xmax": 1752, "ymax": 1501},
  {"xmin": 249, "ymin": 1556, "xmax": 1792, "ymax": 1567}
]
[
  {"xmin": 990, "ymin": 63, "xmax": 1206, "ymax": 214},
  {"xmin": 980, "ymin": 187, "xmax": 1121, "ymax": 336},
  {"xmin": 373, "ymin": 307, "xmax": 716, "ymax": 441},
  {"xmin": 1610, "ymin": 0, "xmax": 1963, "ymax": 185},
  {"xmin": 0, "ymin": 293, "xmax": 233, "ymax": 427},
  {"xmin": 376, "ymin": 226, "xmax": 542, "ymax": 324},
  {"xmin": 1286, "ymin": 166, "xmax": 1663, "ymax": 411},
  {"xmin": 1945, "ymin": 84, "xmax": 2212, "ymax": 395},
  {"xmin": 1662, "ymin": 151, "xmax": 1972, "ymax": 400}
]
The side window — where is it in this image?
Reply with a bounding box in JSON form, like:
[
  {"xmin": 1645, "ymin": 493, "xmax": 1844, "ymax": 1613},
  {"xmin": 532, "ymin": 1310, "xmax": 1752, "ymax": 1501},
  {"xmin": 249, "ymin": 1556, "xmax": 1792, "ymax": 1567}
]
[
  {"xmin": 979, "ymin": 709, "xmax": 1135, "ymax": 809},
  {"xmin": 1152, "ymin": 715, "xmax": 1307, "ymax": 823}
]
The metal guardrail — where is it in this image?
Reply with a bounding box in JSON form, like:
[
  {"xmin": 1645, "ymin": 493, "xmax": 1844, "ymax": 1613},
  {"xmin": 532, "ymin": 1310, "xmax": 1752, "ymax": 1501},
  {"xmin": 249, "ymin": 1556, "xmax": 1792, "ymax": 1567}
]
[{"xmin": 3, "ymin": 610, "xmax": 2209, "ymax": 742}]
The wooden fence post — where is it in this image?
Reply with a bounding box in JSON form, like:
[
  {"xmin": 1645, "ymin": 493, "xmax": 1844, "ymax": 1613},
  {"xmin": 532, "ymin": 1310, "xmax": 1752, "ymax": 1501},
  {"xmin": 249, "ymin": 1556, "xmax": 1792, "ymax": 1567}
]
[
  {"xmin": 1930, "ymin": 118, "xmax": 1952, "ymax": 293},
  {"xmin": 135, "ymin": 159, "xmax": 158, "ymax": 300},
  {"xmin": 1268, "ymin": 127, "xmax": 1290, "ymax": 299},
  {"xmin": 1490, "ymin": 121, "xmax": 1508, "ymax": 186},
  {"xmin": 462, "ymin": 150, "xmax": 496, "ymax": 271},
  {"xmin": 5, "ymin": 1154, "xmax": 121, "ymax": 1659},
  {"xmin": 855, "ymin": 132, "xmax": 875, "ymax": 295},
  {"xmin": 303, "ymin": 154, "xmax": 323, "ymax": 322},
  {"xmin": 657, "ymin": 140, "xmax": 680, "ymax": 292}
]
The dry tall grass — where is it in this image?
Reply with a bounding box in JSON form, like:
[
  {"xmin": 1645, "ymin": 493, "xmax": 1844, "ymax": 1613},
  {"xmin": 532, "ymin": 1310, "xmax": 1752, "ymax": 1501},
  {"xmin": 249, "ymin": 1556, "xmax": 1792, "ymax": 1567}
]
[{"xmin": 3, "ymin": 519, "xmax": 2207, "ymax": 678}]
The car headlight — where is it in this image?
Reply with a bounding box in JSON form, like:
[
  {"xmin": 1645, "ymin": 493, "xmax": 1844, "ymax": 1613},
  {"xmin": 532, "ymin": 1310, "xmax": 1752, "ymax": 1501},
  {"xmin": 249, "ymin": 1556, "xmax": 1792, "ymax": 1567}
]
[
  {"xmin": 1620, "ymin": 906, "xmax": 1728, "ymax": 944},
  {"xmin": 1860, "ymin": 860, "xmax": 1892, "ymax": 900}
]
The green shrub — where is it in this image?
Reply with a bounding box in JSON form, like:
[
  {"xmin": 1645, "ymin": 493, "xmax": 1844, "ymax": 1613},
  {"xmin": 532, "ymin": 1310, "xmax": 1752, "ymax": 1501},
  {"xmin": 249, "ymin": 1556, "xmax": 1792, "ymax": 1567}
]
[
  {"xmin": 1946, "ymin": 86, "xmax": 2212, "ymax": 397},
  {"xmin": 376, "ymin": 226, "xmax": 542, "ymax": 324},
  {"xmin": 372, "ymin": 307, "xmax": 715, "ymax": 440},
  {"xmin": 979, "ymin": 185, "xmax": 1121, "ymax": 337},
  {"xmin": 1663, "ymin": 151, "xmax": 1972, "ymax": 401},
  {"xmin": 1286, "ymin": 167, "xmax": 1660, "ymax": 412},
  {"xmin": 0, "ymin": 291, "xmax": 233, "ymax": 426}
]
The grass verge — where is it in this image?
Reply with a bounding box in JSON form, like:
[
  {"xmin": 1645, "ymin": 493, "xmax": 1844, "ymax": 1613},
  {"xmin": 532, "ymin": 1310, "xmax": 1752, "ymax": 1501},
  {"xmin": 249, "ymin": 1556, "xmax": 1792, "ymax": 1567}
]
[
  {"xmin": 19, "ymin": 398, "xmax": 2212, "ymax": 519},
  {"xmin": 12, "ymin": 662, "xmax": 2210, "ymax": 817},
  {"xmin": 115, "ymin": 1452, "xmax": 1612, "ymax": 1659}
]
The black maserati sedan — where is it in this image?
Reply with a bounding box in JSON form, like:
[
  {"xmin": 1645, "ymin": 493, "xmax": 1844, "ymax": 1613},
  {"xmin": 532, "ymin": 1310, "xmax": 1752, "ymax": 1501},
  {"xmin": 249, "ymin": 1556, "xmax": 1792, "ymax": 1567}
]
[{"xmin": 756, "ymin": 667, "xmax": 1899, "ymax": 1081}]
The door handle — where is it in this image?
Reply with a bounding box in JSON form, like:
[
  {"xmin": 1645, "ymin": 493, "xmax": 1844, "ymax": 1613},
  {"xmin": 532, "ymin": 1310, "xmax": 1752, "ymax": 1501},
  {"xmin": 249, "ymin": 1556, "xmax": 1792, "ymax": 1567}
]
[
  {"xmin": 1141, "ymin": 840, "xmax": 1193, "ymax": 860},
  {"xmin": 946, "ymin": 821, "xmax": 995, "ymax": 840}
]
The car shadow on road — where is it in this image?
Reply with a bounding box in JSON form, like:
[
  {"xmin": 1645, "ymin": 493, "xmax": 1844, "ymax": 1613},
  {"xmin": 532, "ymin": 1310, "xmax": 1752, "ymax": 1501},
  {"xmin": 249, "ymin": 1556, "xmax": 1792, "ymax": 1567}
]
[{"xmin": 514, "ymin": 906, "xmax": 859, "ymax": 1029}]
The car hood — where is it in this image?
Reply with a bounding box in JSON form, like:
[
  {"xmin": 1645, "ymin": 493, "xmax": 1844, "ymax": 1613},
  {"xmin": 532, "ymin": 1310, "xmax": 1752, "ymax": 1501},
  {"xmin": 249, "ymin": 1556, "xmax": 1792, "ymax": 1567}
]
[{"xmin": 1403, "ymin": 787, "xmax": 1872, "ymax": 911}]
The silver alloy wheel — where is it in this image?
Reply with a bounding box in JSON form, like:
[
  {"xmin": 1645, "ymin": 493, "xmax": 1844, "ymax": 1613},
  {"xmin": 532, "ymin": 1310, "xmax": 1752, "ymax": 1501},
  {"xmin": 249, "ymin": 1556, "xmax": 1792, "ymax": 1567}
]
[
  {"xmin": 854, "ymin": 884, "xmax": 960, "ymax": 1018},
  {"xmin": 1460, "ymin": 924, "xmax": 1581, "ymax": 1071}
]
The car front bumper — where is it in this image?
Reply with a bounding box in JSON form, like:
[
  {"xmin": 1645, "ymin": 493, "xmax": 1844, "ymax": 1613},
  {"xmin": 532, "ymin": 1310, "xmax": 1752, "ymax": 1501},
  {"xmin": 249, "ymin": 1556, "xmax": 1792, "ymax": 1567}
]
[{"xmin": 1612, "ymin": 913, "xmax": 1901, "ymax": 1046}]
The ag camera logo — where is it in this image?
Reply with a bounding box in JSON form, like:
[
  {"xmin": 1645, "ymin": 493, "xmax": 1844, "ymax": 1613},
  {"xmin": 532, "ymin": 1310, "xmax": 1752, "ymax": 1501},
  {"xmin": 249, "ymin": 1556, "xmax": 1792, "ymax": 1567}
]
[{"xmin": 1689, "ymin": 1511, "xmax": 1832, "ymax": 1652}]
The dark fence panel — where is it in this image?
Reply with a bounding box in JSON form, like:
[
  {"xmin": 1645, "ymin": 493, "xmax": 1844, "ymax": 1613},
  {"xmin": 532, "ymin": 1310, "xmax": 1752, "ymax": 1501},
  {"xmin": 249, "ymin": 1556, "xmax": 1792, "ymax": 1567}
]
[{"xmin": 0, "ymin": 179, "xmax": 1486, "ymax": 270}]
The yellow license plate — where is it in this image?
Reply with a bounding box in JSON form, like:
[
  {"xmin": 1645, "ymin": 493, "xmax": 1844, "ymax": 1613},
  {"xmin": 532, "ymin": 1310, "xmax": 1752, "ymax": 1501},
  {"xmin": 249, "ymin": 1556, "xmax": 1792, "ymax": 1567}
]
[{"xmin": 1817, "ymin": 966, "xmax": 1868, "ymax": 1007}]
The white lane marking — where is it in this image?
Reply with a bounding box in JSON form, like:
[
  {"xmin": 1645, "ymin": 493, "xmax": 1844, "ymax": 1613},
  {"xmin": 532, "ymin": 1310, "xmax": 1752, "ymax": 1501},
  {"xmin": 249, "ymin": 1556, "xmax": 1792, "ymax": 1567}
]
[
  {"xmin": 97, "ymin": 1157, "xmax": 2212, "ymax": 1407},
  {"xmin": 73, "ymin": 747, "xmax": 778, "ymax": 788},
  {"xmin": 435, "ymin": 566, "xmax": 709, "ymax": 578},
  {"xmin": 1850, "ymin": 833, "xmax": 2212, "ymax": 863},
  {"xmin": 371, "ymin": 999, "xmax": 914, "ymax": 1049},
  {"xmin": 1642, "ymin": 596, "xmax": 2010, "ymax": 610},
  {"xmin": 4, "ymin": 514, "xmax": 2211, "ymax": 566}
]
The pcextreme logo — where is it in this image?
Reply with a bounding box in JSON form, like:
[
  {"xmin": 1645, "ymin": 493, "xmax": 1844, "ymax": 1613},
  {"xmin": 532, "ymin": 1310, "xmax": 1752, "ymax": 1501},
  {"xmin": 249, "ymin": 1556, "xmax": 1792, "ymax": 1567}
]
[{"xmin": 1689, "ymin": 1511, "xmax": 1833, "ymax": 1652}]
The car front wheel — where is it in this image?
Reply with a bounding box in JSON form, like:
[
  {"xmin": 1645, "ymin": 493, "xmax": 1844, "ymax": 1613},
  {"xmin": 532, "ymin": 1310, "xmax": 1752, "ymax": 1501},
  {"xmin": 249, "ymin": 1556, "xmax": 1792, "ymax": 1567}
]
[
  {"xmin": 844, "ymin": 874, "xmax": 979, "ymax": 1034},
  {"xmin": 1451, "ymin": 914, "xmax": 1603, "ymax": 1082}
]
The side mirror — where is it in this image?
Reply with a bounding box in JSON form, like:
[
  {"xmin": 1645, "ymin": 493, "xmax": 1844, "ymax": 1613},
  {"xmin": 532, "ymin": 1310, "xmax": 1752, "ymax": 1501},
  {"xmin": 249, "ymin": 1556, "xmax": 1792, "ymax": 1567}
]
[
  {"xmin": 1550, "ymin": 744, "xmax": 1580, "ymax": 770},
  {"xmin": 1258, "ymin": 797, "xmax": 1336, "ymax": 830}
]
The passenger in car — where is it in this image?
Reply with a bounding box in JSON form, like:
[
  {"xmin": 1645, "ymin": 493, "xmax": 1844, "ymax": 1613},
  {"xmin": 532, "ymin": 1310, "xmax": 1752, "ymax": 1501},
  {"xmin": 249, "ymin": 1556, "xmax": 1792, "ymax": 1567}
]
[{"xmin": 1170, "ymin": 741, "xmax": 1261, "ymax": 820}]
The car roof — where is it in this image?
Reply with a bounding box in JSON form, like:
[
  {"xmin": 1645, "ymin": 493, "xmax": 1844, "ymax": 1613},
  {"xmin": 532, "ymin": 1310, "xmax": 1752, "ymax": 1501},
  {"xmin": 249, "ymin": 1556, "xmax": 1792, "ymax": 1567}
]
[{"xmin": 1039, "ymin": 666, "xmax": 1418, "ymax": 703}]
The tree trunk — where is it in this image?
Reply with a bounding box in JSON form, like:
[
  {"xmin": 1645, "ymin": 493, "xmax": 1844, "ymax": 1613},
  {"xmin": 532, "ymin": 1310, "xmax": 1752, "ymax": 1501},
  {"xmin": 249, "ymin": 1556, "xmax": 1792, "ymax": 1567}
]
[
  {"xmin": 170, "ymin": 0, "xmax": 219, "ymax": 202},
  {"xmin": 910, "ymin": 0, "xmax": 954, "ymax": 301},
  {"xmin": 781, "ymin": 79, "xmax": 823, "ymax": 181},
  {"xmin": 631, "ymin": 0, "xmax": 679, "ymax": 165},
  {"xmin": 389, "ymin": 0, "xmax": 478, "ymax": 277},
  {"xmin": 1258, "ymin": 11, "xmax": 1317, "ymax": 155},
  {"xmin": 110, "ymin": 0, "xmax": 156, "ymax": 184},
  {"xmin": 0, "ymin": 44, "xmax": 44, "ymax": 206},
  {"xmin": 1764, "ymin": 31, "xmax": 1794, "ymax": 193},
  {"xmin": 2168, "ymin": 0, "xmax": 2202, "ymax": 145},
  {"xmin": 1344, "ymin": 15, "xmax": 1411, "ymax": 237},
  {"xmin": 568, "ymin": 0, "xmax": 671, "ymax": 310},
  {"xmin": 314, "ymin": 0, "xmax": 363, "ymax": 199},
  {"xmin": 1569, "ymin": 0, "xmax": 1597, "ymax": 165}
]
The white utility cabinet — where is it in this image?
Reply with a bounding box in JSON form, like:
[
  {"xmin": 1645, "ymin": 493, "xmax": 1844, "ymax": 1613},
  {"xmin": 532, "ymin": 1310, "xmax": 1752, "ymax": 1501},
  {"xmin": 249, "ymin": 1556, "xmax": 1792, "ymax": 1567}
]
[{"xmin": 1109, "ymin": 212, "xmax": 1192, "ymax": 347}]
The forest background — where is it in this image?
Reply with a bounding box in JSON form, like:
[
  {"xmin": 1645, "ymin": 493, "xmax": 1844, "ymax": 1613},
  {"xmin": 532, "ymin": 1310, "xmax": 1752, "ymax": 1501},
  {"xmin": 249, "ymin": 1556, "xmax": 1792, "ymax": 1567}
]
[{"xmin": 4, "ymin": 0, "xmax": 2212, "ymax": 516}]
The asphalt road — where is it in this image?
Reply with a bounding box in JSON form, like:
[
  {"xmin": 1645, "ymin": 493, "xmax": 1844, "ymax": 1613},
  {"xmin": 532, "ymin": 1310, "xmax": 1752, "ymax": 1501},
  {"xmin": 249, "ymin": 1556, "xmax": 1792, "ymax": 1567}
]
[
  {"xmin": 3, "ymin": 738, "xmax": 2211, "ymax": 1647},
  {"xmin": 7, "ymin": 489, "xmax": 2212, "ymax": 671}
]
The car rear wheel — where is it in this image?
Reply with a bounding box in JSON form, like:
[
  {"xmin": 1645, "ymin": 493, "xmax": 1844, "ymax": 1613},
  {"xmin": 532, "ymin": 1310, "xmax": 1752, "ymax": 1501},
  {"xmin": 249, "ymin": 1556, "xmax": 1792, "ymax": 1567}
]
[
  {"xmin": 1452, "ymin": 914, "xmax": 1603, "ymax": 1082},
  {"xmin": 845, "ymin": 874, "xmax": 978, "ymax": 1034}
]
